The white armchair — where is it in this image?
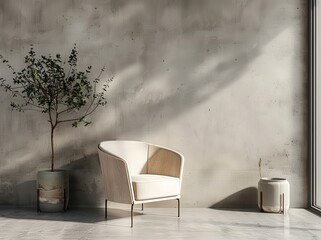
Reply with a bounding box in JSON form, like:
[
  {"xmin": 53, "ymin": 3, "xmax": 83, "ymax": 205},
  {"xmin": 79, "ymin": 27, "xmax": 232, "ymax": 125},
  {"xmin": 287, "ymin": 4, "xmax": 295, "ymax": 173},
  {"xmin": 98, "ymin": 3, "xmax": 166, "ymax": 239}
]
[{"xmin": 98, "ymin": 140, "xmax": 184, "ymax": 227}]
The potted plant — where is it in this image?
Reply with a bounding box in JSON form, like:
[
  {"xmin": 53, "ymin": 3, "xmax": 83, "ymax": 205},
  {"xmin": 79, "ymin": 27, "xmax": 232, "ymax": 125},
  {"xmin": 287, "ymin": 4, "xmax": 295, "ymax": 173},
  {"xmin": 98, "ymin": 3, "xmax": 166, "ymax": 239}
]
[
  {"xmin": 257, "ymin": 158, "xmax": 290, "ymax": 214},
  {"xmin": 0, "ymin": 44, "xmax": 113, "ymax": 212}
]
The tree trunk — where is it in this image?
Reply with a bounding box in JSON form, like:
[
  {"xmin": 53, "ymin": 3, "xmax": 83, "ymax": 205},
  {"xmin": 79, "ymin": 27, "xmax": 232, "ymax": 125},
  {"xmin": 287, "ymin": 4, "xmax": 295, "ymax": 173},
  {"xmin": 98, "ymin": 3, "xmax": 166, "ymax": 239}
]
[{"xmin": 51, "ymin": 127, "xmax": 55, "ymax": 171}]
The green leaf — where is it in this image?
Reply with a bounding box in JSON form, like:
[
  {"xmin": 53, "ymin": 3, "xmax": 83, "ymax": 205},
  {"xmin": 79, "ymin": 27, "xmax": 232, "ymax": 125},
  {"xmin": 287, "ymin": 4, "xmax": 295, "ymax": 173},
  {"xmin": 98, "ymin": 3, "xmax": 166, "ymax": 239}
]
[{"xmin": 0, "ymin": 44, "xmax": 113, "ymax": 129}]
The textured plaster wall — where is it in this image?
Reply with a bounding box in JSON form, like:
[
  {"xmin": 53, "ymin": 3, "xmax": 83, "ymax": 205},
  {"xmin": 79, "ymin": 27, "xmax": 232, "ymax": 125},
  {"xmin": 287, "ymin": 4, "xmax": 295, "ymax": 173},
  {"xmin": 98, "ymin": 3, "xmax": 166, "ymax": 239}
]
[{"xmin": 0, "ymin": 0, "xmax": 307, "ymax": 208}]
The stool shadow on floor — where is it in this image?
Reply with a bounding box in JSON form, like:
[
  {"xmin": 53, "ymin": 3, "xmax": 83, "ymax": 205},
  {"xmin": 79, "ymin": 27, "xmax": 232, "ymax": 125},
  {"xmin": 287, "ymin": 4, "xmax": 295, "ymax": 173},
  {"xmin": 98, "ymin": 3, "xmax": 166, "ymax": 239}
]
[{"xmin": 210, "ymin": 187, "xmax": 259, "ymax": 212}]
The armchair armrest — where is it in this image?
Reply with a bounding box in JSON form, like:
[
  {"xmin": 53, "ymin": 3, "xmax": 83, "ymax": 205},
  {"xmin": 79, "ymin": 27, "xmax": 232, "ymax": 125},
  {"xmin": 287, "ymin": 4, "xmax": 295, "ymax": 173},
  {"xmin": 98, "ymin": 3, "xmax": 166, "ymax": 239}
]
[
  {"xmin": 147, "ymin": 144, "xmax": 184, "ymax": 180},
  {"xmin": 98, "ymin": 145, "xmax": 134, "ymax": 204}
]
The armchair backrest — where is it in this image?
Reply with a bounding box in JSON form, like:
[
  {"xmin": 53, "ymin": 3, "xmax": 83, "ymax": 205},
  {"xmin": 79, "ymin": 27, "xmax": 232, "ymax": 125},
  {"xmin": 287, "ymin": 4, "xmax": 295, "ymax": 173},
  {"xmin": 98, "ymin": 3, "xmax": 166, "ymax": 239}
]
[
  {"xmin": 100, "ymin": 141, "xmax": 148, "ymax": 175},
  {"xmin": 147, "ymin": 144, "xmax": 184, "ymax": 182}
]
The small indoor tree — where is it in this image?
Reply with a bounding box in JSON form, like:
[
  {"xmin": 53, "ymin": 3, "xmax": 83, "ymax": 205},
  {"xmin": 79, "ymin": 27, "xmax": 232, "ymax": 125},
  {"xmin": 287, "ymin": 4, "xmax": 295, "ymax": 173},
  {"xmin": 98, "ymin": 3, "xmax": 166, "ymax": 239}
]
[{"xmin": 0, "ymin": 44, "xmax": 113, "ymax": 171}]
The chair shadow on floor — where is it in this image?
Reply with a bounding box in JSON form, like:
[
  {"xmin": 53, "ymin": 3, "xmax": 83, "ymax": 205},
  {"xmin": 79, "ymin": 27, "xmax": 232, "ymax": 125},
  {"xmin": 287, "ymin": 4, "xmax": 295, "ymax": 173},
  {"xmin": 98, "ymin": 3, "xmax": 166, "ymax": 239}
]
[
  {"xmin": 210, "ymin": 187, "xmax": 260, "ymax": 212},
  {"xmin": 0, "ymin": 206, "xmax": 143, "ymax": 225}
]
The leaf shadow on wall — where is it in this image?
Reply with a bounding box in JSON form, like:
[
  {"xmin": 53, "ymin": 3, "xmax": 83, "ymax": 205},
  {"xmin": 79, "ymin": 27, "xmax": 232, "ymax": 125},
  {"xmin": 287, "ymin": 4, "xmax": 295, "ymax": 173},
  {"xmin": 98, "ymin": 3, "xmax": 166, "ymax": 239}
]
[{"xmin": 0, "ymin": 0, "xmax": 306, "ymax": 207}]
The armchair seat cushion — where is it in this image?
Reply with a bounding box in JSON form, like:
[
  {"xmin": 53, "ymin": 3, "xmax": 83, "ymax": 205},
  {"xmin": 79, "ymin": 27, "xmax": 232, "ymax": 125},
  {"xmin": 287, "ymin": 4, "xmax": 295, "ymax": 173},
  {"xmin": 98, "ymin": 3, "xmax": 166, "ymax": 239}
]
[{"xmin": 131, "ymin": 174, "xmax": 180, "ymax": 201}]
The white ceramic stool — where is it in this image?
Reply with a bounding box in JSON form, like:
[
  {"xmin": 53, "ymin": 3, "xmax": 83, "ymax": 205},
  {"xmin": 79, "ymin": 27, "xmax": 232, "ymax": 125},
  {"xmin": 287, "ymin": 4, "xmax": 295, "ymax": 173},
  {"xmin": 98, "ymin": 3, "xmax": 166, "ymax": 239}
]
[{"xmin": 258, "ymin": 178, "xmax": 290, "ymax": 214}]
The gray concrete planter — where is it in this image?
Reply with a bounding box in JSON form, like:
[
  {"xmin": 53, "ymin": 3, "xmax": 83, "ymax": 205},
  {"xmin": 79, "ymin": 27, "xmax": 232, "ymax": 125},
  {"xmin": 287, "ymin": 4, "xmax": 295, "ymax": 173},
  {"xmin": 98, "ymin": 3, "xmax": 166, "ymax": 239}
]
[
  {"xmin": 37, "ymin": 170, "xmax": 69, "ymax": 212},
  {"xmin": 258, "ymin": 178, "xmax": 290, "ymax": 213}
]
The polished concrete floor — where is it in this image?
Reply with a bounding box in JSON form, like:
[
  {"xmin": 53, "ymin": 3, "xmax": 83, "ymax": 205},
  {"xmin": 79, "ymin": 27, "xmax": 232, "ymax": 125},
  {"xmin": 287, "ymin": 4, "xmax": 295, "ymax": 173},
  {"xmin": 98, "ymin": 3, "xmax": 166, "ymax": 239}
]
[{"xmin": 0, "ymin": 207, "xmax": 320, "ymax": 239}]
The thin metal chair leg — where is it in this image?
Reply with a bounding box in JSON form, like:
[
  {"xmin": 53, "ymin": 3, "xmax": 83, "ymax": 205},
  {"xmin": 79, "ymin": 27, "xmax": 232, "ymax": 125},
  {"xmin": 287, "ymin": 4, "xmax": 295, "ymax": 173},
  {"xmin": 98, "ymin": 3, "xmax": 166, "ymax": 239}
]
[
  {"xmin": 105, "ymin": 200, "xmax": 107, "ymax": 220},
  {"xmin": 142, "ymin": 203, "xmax": 143, "ymax": 211},
  {"xmin": 131, "ymin": 204, "xmax": 134, "ymax": 228},
  {"xmin": 177, "ymin": 199, "xmax": 180, "ymax": 217}
]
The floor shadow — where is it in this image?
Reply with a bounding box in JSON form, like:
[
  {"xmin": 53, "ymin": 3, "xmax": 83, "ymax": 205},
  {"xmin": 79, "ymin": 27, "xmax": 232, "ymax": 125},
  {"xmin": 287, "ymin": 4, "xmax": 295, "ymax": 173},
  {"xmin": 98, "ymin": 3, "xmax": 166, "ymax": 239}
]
[
  {"xmin": 0, "ymin": 206, "xmax": 142, "ymax": 224},
  {"xmin": 210, "ymin": 187, "xmax": 259, "ymax": 212}
]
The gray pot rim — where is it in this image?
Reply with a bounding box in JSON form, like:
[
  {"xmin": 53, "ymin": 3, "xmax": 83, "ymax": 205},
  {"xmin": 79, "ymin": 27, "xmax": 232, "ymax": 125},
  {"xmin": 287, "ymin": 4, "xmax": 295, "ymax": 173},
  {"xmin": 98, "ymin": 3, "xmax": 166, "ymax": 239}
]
[
  {"xmin": 260, "ymin": 177, "xmax": 287, "ymax": 182},
  {"xmin": 37, "ymin": 170, "xmax": 68, "ymax": 175}
]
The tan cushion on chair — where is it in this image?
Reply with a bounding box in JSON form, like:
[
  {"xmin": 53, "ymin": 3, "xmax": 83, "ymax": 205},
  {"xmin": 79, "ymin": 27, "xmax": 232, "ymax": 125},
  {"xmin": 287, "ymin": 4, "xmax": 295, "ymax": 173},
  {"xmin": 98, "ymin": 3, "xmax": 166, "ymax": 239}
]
[{"xmin": 131, "ymin": 174, "xmax": 180, "ymax": 201}]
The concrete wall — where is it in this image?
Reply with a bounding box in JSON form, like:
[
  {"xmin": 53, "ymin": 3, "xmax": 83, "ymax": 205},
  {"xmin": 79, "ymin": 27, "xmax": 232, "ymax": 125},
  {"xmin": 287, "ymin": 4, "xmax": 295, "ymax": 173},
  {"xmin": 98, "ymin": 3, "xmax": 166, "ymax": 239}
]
[{"xmin": 0, "ymin": 0, "xmax": 307, "ymax": 208}]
